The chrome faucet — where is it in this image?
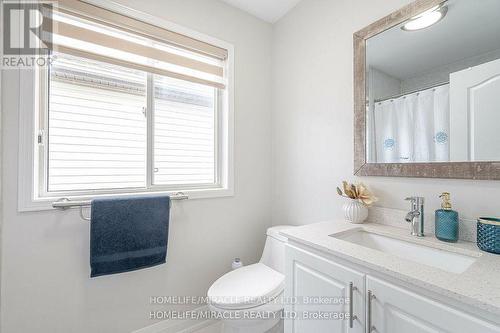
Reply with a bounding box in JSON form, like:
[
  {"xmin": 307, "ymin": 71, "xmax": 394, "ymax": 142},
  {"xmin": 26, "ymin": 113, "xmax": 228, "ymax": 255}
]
[{"xmin": 405, "ymin": 197, "xmax": 425, "ymax": 237}]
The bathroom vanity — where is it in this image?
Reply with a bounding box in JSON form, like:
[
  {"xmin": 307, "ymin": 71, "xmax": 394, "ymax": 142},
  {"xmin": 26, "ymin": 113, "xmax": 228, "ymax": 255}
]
[{"xmin": 281, "ymin": 221, "xmax": 500, "ymax": 333}]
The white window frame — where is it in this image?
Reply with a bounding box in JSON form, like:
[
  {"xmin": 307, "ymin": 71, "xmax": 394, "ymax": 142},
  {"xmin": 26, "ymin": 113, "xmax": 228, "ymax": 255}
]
[{"xmin": 18, "ymin": 0, "xmax": 234, "ymax": 212}]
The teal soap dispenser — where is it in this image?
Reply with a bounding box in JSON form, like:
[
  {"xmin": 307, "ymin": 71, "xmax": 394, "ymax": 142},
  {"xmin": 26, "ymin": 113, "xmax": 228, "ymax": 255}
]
[{"xmin": 435, "ymin": 192, "xmax": 459, "ymax": 242}]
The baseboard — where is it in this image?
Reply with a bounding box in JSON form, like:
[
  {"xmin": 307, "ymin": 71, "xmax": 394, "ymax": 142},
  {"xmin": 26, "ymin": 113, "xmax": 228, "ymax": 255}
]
[{"xmin": 132, "ymin": 306, "xmax": 219, "ymax": 333}]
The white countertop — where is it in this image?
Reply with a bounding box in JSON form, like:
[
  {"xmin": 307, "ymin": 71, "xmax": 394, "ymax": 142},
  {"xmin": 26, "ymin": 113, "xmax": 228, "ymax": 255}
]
[{"xmin": 280, "ymin": 220, "xmax": 500, "ymax": 317}]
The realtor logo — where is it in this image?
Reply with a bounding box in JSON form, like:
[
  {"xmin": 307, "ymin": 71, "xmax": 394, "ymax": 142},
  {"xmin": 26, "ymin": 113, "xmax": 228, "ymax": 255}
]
[
  {"xmin": 2, "ymin": 1, "xmax": 54, "ymax": 67},
  {"xmin": 3, "ymin": 1, "xmax": 53, "ymax": 55}
]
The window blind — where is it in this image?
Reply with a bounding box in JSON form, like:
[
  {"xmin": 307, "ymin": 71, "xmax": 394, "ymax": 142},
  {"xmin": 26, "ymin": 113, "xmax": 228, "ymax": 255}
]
[{"xmin": 42, "ymin": 0, "xmax": 227, "ymax": 89}]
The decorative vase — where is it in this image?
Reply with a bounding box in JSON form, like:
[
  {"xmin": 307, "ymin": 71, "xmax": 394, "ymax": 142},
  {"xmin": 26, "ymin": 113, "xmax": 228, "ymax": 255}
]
[{"xmin": 343, "ymin": 198, "xmax": 368, "ymax": 224}]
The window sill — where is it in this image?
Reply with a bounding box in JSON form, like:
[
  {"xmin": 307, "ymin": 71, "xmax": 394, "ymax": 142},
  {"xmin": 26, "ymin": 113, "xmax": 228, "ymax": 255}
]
[{"xmin": 18, "ymin": 187, "xmax": 234, "ymax": 212}]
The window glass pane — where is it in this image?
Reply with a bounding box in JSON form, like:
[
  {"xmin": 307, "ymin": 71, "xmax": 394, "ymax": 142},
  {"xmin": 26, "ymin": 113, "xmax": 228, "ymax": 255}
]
[
  {"xmin": 153, "ymin": 75, "xmax": 216, "ymax": 186},
  {"xmin": 48, "ymin": 53, "xmax": 147, "ymax": 192}
]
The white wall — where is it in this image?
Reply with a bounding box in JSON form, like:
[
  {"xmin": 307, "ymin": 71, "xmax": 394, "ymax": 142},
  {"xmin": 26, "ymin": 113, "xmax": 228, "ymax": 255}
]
[
  {"xmin": 401, "ymin": 48, "xmax": 500, "ymax": 93},
  {"xmin": 368, "ymin": 67, "xmax": 401, "ymax": 101},
  {"xmin": 271, "ymin": 0, "xmax": 500, "ymax": 227},
  {"xmin": 1, "ymin": 0, "xmax": 272, "ymax": 332}
]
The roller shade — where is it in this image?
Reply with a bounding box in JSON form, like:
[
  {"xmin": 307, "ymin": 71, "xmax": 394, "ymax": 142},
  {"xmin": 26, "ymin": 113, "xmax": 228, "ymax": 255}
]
[{"xmin": 42, "ymin": 0, "xmax": 227, "ymax": 89}]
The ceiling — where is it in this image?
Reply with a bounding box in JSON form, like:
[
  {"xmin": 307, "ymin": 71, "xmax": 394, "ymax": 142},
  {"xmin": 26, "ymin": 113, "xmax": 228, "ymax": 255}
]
[
  {"xmin": 220, "ymin": 0, "xmax": 302, "ymax": 23},
  {"xmin": 367, "ymin": 0, "xmax": 500, "ymax": 80}
]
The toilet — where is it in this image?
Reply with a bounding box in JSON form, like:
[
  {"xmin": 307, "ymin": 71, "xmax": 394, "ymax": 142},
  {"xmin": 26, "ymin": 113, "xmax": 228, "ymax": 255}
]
[{"xmin": 207, "ymin": 225, "xmax": 293, "ymax": 333}]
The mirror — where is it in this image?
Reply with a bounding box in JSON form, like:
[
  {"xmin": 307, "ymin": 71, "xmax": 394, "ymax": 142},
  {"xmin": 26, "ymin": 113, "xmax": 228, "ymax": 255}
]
[{"xmin": 354, "ymin": 0, "xmax": 500, "ymax": 179}]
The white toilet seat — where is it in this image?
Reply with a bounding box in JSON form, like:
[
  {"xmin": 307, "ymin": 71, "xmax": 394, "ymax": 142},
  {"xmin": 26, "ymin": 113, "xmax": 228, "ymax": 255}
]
[{"xmin": 207, "ymin": 263, "xmax": 285, "ymax": 310}]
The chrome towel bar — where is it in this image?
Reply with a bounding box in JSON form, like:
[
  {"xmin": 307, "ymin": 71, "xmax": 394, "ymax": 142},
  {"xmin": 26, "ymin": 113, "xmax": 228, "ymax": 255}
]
[
  {"xmin": 52, "ymin": 192, "xmax": 188, "ymax": 209},
  {"xmin": 52, "ymin": 192, "xmax": 188, "ymax": 221}
]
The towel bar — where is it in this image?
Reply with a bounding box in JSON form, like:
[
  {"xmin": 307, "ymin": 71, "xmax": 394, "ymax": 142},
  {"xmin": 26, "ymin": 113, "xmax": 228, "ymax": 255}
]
[{"xmin": 52, "ymin": 192, "xmax": 188, "ymax": 221}]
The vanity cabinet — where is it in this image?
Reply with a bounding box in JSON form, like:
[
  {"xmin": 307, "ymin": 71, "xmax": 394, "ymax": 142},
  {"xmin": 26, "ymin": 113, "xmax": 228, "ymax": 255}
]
[
  {"xmin": 284, "ymin": 244, "xmax": 365, "ymax": 333},
  {"xmin": 367, "ymin": 276, "xmax": 500, "ymax": 333},
  {"xmin": 284, "ymin": 244, "xmax": 500, "ymax": 333}
]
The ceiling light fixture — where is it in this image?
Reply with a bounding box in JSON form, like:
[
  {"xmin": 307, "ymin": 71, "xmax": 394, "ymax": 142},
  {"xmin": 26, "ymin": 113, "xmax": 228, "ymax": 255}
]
[{"xmin": 401, "ymin": 4, "xmax": 448, "ymax": 31}]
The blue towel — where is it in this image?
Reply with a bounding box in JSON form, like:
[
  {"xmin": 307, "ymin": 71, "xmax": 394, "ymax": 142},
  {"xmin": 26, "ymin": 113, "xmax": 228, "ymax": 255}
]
[{"xmin": 90, "ymin": 195, "xmax": 170, "ymax": 277}]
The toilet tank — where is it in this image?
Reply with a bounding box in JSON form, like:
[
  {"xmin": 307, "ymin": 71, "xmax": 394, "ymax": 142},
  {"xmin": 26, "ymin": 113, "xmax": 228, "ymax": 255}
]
[{"xmin": 259, "ymin": 225, "xmax": 294, "ymax": 274}]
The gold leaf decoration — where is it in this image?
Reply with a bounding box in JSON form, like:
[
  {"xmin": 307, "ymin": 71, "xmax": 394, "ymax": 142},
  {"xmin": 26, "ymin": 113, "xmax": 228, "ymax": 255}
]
[{"xmin": 336, "ymin": 181, "xmax": 378, "ymax": 206}]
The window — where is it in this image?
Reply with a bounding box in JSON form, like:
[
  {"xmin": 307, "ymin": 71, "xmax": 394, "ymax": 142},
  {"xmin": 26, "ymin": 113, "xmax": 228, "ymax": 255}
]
[
  {"xmin": 47, "ymin": 53, "xmax": 147, "ymax": 192},
  {"xmin": 45, "ymin": 52, "xmax": 218, "ymax": 193},
  {"xmin": 20, "ymin": 0, "xmax": 233, "ymax": 209},
  {"xmin": 152, "ymin": 75, "xmax": 217, "ymax": 187}
]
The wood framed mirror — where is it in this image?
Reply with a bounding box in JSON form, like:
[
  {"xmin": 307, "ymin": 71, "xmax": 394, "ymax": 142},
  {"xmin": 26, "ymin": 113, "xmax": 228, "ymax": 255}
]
[{"xmin": 354, "ymin": 0, "xmax": 500, "ymax": 179}]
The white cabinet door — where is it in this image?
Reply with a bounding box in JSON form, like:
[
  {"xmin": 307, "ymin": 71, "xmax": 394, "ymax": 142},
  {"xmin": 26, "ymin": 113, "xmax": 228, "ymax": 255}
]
[
  {"xmin": 285, "ymin": 244, "xmax": 365, "ymax": 333},
  {"xmin": 449, "ymin": 58, "xmax": 500, "ymax": 161},
  {"xmin": 367, "ymin": 276, "xmax": 500, "ymax": 333}
]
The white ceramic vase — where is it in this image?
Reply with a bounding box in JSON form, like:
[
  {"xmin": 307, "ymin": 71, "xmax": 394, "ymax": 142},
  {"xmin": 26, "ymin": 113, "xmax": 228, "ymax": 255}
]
[{"xmin": 343, "ymin": 198, "xmax": 368, "ymax": 224}]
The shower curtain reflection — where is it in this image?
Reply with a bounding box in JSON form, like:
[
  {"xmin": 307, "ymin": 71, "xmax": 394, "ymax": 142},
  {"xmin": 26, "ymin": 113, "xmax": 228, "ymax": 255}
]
[{"xmin": 371, "ymin": 85, "xmax": 450, "ymax": 163}]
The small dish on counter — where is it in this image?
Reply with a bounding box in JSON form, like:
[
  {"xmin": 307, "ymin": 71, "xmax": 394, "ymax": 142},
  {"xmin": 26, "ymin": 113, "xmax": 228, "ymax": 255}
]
[{"xmin": 478, "ymin": 217, "xmax": 500, "ymax": 255}]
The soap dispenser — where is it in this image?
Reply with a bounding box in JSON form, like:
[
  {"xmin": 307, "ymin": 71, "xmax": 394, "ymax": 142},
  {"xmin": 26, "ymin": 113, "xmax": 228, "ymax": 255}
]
[{"xmin": 435, "ymin": 192, "xmax": 459, "ymax": 242}]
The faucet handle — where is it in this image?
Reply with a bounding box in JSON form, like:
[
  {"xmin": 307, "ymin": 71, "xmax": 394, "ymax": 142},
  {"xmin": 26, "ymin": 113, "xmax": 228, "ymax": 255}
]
[{"xmin": 405, "ymin": 197, "xmax": 424, "ymax": 204}]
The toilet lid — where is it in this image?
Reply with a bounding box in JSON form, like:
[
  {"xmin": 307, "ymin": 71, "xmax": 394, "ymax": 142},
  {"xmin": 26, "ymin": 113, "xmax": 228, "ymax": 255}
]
[{"xmin": 207, "ymin": 263, "xmax": 284, "ymax": 310}]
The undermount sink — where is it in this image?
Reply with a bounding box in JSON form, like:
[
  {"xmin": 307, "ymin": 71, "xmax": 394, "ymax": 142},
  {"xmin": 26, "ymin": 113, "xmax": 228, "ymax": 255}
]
[{"xmin": 332, "ymin": 230, "xmax": 478, "ymax": 274}]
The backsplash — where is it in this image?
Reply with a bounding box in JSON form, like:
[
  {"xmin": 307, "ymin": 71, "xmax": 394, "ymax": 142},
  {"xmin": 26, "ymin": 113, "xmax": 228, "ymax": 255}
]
[{"xmin": 368, "ymin": 206, "xmax": 477, "ymax": 242}]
